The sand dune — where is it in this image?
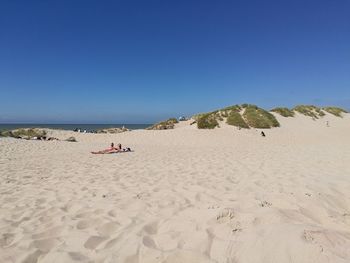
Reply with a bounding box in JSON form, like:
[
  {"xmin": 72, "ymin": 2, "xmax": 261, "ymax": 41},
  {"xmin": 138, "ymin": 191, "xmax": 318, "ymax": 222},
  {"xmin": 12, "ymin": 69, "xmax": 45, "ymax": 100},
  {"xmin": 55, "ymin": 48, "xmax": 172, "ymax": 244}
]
[{"xmin": 1, "ymin": 113, "xmax": 350, "ymax": 262}]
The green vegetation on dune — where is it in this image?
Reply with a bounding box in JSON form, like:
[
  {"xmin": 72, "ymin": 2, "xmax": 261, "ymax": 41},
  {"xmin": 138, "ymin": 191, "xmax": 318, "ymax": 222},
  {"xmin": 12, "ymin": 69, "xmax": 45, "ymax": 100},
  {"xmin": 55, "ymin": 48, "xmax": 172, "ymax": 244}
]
[
  {"xmin": 194, "ymin": 103, "xmax": 347, "ymax": 130},
  {"xmin": 271, "ymin": 105, "xmax": 347, "ymax": 118},
  {"xmin": 0, "ymin": 128, "xmax": 47, "ymax": 139},
  {"xmin": 226, "ymin": 111, "xmax": 249, "ymax": 128},
  {"xmin": 271, "ymin": 107, "xmax": 295, "ymax": 117},
  {"xmin": 195, "ymin": 105, "xmax": 242, "ymax": 129},
  {"xmin": 146, "ymin": 118, "xmax": 179, "ymax": 130},
  {"xmin": 243, "ymin": 105, "xmax": 280, "ymax": 128},
  {"xmin": 0, "ymin": 130, "xmax": 13, "ymax": 137},
  {"xmin": 293, "ymin": 105, "xmax": 325, "ymax": 119},
  {"xmin": 241, "ymin": 103, "xmax": 254, "ymax": 108},
  {"xmin": 195, "ymin": 104, "xmax": 280, "ymax": 129},
  {"xmin": 322, "ymin": 107, "xmax": 348, "ymax": 117},
  {"xmin": 220, "ymin": 105, "xmax": 242, "ymax": 113},
  {"xmin": 197, "ymin": 113, "xmax": 219, "ymax": 129}
]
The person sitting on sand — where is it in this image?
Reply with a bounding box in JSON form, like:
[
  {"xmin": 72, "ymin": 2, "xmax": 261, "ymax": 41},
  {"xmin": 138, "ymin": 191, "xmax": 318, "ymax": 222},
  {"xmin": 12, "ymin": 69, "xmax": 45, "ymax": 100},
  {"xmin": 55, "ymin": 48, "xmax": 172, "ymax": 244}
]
[
  {"xmin": 112, "ymin": 143, "xmax": 132, "ymax": 152},
  {"xmin": 91, "ymin": 143, "xmax": 121, "ymax": 154},
  {"xmin": 117, "ymin": 143, "xmax": 132, "ymax": 152}
]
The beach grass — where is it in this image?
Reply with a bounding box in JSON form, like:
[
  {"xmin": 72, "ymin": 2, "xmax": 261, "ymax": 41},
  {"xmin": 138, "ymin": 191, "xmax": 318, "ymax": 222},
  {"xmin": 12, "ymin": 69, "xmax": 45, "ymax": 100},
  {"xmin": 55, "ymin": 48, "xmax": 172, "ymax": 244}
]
[
  {"xmin": 243, "ymin": 105, "xmax": 280, "ymax": 128},
  {"xmin": 0, "ymin": 128, "xmax": 47, "ymax": 139},
  {"xmin": 322, "ymin": 107, "xmax": 348, "ymax": 117},
  {"xmin": 146, "ymin": 118, "xmax": 179, "ymax": 130},
  {"xmin": 226, "ymin": 111, "xmax": 249, "ymax": 128},
  {"xmin": 271, "ymin": 107, "xmax": 295, "ymax": 117},
  {"xmin": 197, "ymin": 113, "xmax": 219, "ymax": 129},
  {"xmin": 196, "ymin": 104, "xmax": 280, "ymax": 129},
  {"xmin": 293, "ymin": 105, "xmax": 325, "ymax": 119}
]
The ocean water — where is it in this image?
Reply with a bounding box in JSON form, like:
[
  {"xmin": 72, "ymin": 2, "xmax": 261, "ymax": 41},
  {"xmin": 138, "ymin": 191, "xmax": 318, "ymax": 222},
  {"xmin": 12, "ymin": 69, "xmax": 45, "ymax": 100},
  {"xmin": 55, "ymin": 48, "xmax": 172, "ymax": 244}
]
[{"xmin": 0, "ymin": 124, "xmax": 150, "ymax": 132}]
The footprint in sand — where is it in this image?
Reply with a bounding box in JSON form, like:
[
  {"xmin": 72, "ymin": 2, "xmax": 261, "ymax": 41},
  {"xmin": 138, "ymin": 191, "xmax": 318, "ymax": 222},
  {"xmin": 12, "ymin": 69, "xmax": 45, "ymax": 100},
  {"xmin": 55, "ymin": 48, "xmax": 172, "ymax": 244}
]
[
  {"xmin": 68, "ymin": 252, "xmax": 89, "ymax": 261},
  {"xmin": 32, "ymin": 226, "xmax": 66, "ymax": 239},
  {"xmin": 0, "ymin": 233, "xmax": 16, "ymax": 247},
  {"xmin": 31, "ymin": 238, "xmax": 62, "ymax": 252},
  {"xmin": 76, "ymin": 218, "xmax": 103, "ymax": 230},
  {"xmin": 84, "ymin": 236, "xmax": 108, "ymax": 250},
  {"xmin": 142, "ymin": 221, "xmax": 159, "ymax": 235},
  {"xmin": 97, "ymin": 221, "xmax": 120, "ymax": 236},
  {"xmin": 142, "ymin": 236, "xmax": 157, "ymax": 249},
  {"xmin": 21, "ymin": 250, "xmax": 42, "ymax": 263},
  {"xmin": 11, "ymin": 216, "xmax": 31, "ymax": 227}
]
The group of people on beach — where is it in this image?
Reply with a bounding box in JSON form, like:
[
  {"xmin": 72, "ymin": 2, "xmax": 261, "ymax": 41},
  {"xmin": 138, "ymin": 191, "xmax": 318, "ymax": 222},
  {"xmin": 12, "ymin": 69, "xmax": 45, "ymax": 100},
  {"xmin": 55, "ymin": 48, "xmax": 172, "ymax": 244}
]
[{"xmin": 91, "ymin": 143, "xmax": 131, "ymax": 154}]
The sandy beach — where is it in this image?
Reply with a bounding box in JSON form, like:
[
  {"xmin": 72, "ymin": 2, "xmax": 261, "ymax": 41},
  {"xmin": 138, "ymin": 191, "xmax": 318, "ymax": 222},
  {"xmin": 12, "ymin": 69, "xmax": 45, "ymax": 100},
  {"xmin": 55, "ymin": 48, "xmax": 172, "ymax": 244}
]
[{"xmin": 1, "ymin": 113, "xmax": 350, "ymax": 263}]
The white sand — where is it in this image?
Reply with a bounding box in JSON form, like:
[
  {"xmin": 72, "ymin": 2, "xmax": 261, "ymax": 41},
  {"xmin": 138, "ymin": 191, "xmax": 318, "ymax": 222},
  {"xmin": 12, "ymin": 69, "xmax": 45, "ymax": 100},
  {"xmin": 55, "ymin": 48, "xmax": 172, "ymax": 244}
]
[{"xmin": 1, "ymin": 113, "xmax": 350, "ymax": 263}]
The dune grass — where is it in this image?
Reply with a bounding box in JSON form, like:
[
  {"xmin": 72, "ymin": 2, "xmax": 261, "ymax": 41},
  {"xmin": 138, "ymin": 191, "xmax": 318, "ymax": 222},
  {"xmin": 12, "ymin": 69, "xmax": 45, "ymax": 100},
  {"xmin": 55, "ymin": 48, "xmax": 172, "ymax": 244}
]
[
  {"xmin": 0, "ymin": 128, "xmax": 47, "ymax": 138},
  {"xmin": 220, "ymin": 104, "xmax": 242, "ymax": 113},
  {"xmin": 194, "ymin": 103, "xmax": 347, "ymax": 130},
  {"xmin": 226, "ymin": 111, "xmax": 249, "ymax": 128},
  {"xmin": 196, "ymin": 104, "xmax": 280, "ymax": 129},
  {"xmin": 197, "ymin": 113, "xmax": 219, "ymax": 129},
  {"xmin": 293, "ymin": 105, "xmax": 325, "ymax": 119},
  {"xmin": 243, "ymin": 105, "xmax": 280, "ymax": 128},
  {"xmin": 322, "ymin": 107, "xmax": 348, "ymax": 117},
  {"xmin": 271, "ymin": 107, "xmax": 295, "ymax": 117},
  {"xmin": 0, "ymin": 130, "xmax": 13, "ymax": 137},
  {"xmin": 146, "ymin": 118, "xmax": 179, "ymax": 130},
  {"xmin": 196, "ymin": 105, "xmax": 243, "ymax": 129}
]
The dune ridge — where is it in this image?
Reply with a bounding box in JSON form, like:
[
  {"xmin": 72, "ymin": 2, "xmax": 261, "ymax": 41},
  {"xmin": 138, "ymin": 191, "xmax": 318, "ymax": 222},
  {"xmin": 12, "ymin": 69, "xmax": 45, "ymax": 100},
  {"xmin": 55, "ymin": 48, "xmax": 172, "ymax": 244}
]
[{"xmin": 1, "ymin": 113, "xmax": 350, "ymax": 262}]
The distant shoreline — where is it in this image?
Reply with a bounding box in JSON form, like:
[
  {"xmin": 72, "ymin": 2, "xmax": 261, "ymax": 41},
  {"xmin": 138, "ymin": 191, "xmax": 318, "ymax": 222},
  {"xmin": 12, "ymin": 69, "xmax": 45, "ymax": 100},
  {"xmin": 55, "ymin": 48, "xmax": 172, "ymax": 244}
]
[{"xmin": 0, "ymin": 123, "xmax": 151, "ymax": 132}]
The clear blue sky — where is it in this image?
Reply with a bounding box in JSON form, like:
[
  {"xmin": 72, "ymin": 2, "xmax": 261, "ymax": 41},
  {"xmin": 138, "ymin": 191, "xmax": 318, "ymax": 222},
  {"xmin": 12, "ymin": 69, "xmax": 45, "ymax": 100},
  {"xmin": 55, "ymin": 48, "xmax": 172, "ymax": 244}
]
[{"xmin": 0, "ymin": 0, "xmax": 349, "ymax": 123}]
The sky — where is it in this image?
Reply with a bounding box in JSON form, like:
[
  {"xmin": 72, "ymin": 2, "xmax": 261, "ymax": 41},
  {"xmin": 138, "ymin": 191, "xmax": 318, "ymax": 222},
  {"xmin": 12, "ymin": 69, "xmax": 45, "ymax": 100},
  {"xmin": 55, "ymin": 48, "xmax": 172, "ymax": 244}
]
[{"xmin": 0, "ymin": 0, "xmax": 349, "ymax": 123}]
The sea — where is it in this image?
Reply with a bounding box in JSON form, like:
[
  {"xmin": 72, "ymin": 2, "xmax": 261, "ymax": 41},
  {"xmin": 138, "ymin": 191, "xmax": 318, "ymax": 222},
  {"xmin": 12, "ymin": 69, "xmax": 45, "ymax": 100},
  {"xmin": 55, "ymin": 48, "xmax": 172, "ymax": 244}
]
[{"xmin": 0, "ymin": 124, "xmax": 150, "ymax": 132}]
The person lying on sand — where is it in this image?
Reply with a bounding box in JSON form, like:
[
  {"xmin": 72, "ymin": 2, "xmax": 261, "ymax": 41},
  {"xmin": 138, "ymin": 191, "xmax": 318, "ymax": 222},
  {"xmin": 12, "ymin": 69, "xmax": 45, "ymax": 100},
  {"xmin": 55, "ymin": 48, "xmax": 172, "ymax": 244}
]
[
  {"xmin": 91, "ymin": 143, "xmax": 132, "ymax": 154},
  {"xmin": 91, "ymin": 143, "xmax": 120, "ymax": 154}
]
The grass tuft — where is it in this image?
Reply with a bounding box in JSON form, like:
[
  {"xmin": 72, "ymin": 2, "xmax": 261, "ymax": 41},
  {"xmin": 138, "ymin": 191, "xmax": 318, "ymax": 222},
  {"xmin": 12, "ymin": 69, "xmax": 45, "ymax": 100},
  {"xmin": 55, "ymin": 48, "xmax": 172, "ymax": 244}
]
[
  {"xmin": 293, "ymin": 105, "xmax": 325, "ymax": 119},
  {"xmin": 322, "ymin": 107, "xmax": 348, "ymax": 117},
  {"xmin": 226, "ymin": 111, "xmax": 249, "ymax": 128},
  {"xmin": 197, "ymin": 113, "xmax": 219, "ymax": 129},
  {"xmin": 243, "ymin": 106, "xmax": 280, "ymax": 128},
  {"xmin": 195, "ymin": 104, "xmax": 280, "ymax": 129},
  {"xmin": 0, "ymin": 128, "xmax": 47, "ymax": 139},
  {"xmin": 146, "ymin": 118, "xmax": 179, "ymax": 130},
  {"xmin": 271, "ymin": 107, "xmax": 295, "ymax": 117}
]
